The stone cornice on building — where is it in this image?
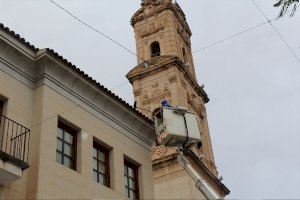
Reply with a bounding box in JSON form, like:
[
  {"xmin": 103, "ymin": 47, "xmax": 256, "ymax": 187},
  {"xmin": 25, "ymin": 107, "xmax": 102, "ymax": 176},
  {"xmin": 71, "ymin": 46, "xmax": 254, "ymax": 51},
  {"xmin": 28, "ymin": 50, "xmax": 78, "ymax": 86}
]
[
  {"xmin": 152, "ymin": 146, "xmax": 178, "ymax": 167},
  {"xmin": 131, "ymin": 2, "xmax": 192, "ymax": 37},
  {"xmin": 126, "ymin": 55, "xmax": 210, "ymax": 103}
]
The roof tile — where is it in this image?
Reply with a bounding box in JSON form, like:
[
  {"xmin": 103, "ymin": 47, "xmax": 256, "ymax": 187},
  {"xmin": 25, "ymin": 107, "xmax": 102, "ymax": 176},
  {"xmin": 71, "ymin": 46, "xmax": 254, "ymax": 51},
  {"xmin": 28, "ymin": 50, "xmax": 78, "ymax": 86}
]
[{"xmin": 0, "ymin": 23, "xmax": 39, "ymax": 52}]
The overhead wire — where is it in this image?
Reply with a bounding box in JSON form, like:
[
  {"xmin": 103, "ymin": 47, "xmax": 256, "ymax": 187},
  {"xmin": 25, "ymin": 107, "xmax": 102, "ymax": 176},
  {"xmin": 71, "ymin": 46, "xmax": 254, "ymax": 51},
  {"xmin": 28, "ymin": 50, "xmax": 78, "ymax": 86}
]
[
  {"xmin": 50, "ymin": 0, "xmax": 299, "ymax": 93},
  {"xmin": 115, "ymin": 20, "xmax": 272, "ymax": 90},
  {"xmin": 110, "ymin": 81, "xmax": 130, "ymax": 91},
  {"xmin": 110, "ymin": 64, "xmax": 181, "ymax": 91},
  {"xmin": 49, "ymin": 0, "xmax": 137, "ymax": 58},
  {"xmin": 39, "ymin": 0, "xmax": 299, "ymax": 128},
  {"xmin": 192, "ymin": 21, "xmax": 270, "ymax": 54},
  {"xmin": 250, "ymin": 0, "xmax": 300, "ymax": 63},
  {"xmin": 112, "ymin": 19, "xmax": 271, "ymax": 91},
  {"xmin": 49, "ymin": 0, "xmax": 160, "ymax": 68},
  {"xmin": 112, "ymin": 5, "xmax": 300, "ymax": 90},
  {"xmin": 0, "ymin": 0, "xmax": 26, "ymax": 37},
  {"xmin": 27, "ymin": 0, "xmax": 166, "ymax": 129},
  {"xmin": 192, "ymin": 3, "xmax": 299, "ymax": 55},
  {"xmin": 49, "ymin": 0, "xmax": 167, "ymax": 91}
]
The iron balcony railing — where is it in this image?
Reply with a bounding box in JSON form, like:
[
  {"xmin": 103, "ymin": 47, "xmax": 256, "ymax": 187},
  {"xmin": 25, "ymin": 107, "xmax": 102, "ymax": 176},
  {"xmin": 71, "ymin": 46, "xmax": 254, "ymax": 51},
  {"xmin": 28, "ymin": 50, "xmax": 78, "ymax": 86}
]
[{"xmin": 0, "ymin": 115, "xmax": 30, "ymax": 170}]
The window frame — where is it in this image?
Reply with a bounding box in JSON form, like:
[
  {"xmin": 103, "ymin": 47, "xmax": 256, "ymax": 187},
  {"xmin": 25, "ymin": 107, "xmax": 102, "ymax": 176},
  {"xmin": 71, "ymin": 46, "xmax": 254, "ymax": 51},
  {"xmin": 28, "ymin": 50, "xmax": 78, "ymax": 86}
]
[
  {"xmin": 150, "ymin": 41, "xmax": 161, "ymax": 57},
  {"xmin": 56, "ymin": 121, "xmax": 77, "ymax": 170},
  {"xmin": 124, "ymin": 159, "xmax": 139, "ymax": 200},
  {"xmin": 93, "ymin": 141, "xmax": 110, "ymax": 187}
]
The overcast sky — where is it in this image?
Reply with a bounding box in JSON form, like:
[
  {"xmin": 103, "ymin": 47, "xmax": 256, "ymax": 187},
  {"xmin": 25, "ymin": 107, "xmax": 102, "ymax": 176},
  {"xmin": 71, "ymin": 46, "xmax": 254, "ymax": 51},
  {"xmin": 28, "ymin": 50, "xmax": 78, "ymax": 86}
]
[{"xmin": 0, "ymin": 0, "xmax": 299, "ymax": 199}]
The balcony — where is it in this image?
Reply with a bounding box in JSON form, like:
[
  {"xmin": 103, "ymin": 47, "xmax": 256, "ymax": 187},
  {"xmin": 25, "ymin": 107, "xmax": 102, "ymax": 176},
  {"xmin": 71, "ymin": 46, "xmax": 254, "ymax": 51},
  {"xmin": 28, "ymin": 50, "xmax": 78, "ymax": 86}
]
[{"xmin": 0, "ymin": 115, "xmax": 30, "ymax": 186}]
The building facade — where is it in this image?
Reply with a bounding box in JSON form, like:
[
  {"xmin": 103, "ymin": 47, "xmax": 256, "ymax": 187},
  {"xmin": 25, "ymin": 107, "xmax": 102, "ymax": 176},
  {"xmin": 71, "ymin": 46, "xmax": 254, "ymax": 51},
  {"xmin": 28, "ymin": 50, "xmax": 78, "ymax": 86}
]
[
  {"xmin": 0, "ymin": 23, "xmax": 156, "ymax": 199},
  {"xmin": 127, "ymin": 0, "xmax": 230, "ymax": 198}
]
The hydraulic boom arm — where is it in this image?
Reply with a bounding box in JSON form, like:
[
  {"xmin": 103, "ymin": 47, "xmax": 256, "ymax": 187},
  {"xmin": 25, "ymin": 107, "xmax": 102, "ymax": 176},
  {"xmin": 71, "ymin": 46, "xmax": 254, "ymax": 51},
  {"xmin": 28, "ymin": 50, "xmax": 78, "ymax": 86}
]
[{"xmin": 177, "ymin": 151, "xmax": 220, "ymax": 200}]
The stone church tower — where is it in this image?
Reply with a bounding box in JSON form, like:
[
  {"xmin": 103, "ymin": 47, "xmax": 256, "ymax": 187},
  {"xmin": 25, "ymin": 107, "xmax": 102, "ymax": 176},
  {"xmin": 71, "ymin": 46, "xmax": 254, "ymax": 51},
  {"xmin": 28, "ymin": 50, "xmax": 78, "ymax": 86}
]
[{"xmin": 127, "ymin": 0, "xmax": 230, "ymax": 198}]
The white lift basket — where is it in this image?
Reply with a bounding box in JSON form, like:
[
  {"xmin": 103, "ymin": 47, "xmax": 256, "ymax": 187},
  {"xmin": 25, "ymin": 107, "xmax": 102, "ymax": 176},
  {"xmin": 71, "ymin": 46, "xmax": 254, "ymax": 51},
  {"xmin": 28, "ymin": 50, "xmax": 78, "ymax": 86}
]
[{"xmin": 153, "ymin": 106, "xmax": 202, "ymax": 148}]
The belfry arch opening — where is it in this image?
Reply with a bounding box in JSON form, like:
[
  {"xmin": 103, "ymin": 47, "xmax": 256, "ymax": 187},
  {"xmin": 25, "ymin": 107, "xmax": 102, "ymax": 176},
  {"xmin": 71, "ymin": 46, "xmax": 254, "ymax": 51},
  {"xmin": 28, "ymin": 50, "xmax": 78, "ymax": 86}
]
[{"xmin": 151, "ymin": 41, "xmax": 161, "ymax": 57}]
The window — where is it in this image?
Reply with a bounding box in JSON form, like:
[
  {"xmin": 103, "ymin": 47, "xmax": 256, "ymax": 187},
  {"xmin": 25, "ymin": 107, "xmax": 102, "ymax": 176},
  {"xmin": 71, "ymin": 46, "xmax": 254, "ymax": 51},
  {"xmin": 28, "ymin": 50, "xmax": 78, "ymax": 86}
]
[
  {"xmin": 151, "ymin": 41, "xmax": 161, "ymax": 57},
  {"xmin": 93, "ymin": 141, "xmax": 110, "ymax": 187},
  {"xmin": 56, "ymin": 122, "xmax": 77, "ymax": 170},
  {"xmin": 124, "ymin": 159, "xmax": 139, "ymax": 200}
]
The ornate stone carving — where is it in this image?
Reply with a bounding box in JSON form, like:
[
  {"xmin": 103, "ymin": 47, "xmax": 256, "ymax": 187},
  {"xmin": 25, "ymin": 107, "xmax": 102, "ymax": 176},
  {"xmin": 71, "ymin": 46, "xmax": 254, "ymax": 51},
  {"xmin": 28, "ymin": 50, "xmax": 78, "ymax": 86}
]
[
  {"xmin": 142, "ymin": 99, "xmax": 150, "ymax": 106},
  {"xmin": 163, "ymin": 83, "xmax": 168, "ymax": 92},
  {"xmin": 187, "ymin": 93, "xmax": 191, "ymax": 101},
  {"xmin": 176, "ymin": 22, "xmax": 191, "ymax": 47},
  {"xmin": 159, "ymin": 32, "xmax": 164, "ymax": 39},
  {"xmin": 152, "ymin": 82, "xmax": 159, "ymax": 88},
  {"xmin": 151, "ymin": 146, "xmax": 178, "ymax": 161},
  {"xmin": 143, "ymin": 91, "xmax": 149, "ymax": 99},
  {"xmin": 181, "ymin": 78, "xmax": 186, "ymax": 89},
  {"xmin": 136, "ymin": 28, "xmax": 142, "ymax": 38},
  {"xmin": 143, "ymin": 37, "xmax": 149, "ymax": 44},
  {"xmin": 150, "ymin": 22, "xmax": 155, "ymax": 30},
  {"xmin": 134, "ymin": 89, "xmax": 142, "ymax": 97},
  {"xmin": 140, "ymin": 24, "xmax": 164, "ymax": 37},
  {"xmin": 142, "ymin": 86, "xmax": 171, "ymax": 106},
  {"xmin": 151, "ymin": 89, "xmax": 161, "ymax": 98},
  {"xmin": 163, "ymin": 18, "xmax": 167, "ymax": 24},
  {"xmin": 168, "ymin": 75, "xmax": 177, "ymax": 83},
  {"xmin": 188, "ymin": 96, "xmax": 207, "ymax": 119}
]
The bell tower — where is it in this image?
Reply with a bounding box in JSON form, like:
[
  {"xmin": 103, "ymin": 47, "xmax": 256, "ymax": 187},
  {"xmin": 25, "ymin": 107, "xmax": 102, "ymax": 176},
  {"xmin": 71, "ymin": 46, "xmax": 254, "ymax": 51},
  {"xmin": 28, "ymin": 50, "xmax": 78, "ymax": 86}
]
[
  {"xmin": 127, "ymin": 0, "xmax": 230, "ymax": 199},
  {"xmin": 132, "ymin": 0, "xmax": 197, "ymax": 79}
]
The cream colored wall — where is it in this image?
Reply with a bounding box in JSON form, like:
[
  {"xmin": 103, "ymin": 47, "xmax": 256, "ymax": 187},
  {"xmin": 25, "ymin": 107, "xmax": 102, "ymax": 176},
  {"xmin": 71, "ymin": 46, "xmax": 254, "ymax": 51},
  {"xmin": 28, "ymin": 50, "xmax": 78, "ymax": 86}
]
[
  {"xmin": 153, "ymin": 162, "xmax": 207, "ymax": 200},
  {"xmin": 0, "ymin": 62, "xmax": 155, "ymax": 199},
  {"xmin": 34, "ymin": 85, "xmax": 154, "ymax": 199},
  {"xmin": 0, "ymin": 67, "xmax": 33, "ymax": 200}
]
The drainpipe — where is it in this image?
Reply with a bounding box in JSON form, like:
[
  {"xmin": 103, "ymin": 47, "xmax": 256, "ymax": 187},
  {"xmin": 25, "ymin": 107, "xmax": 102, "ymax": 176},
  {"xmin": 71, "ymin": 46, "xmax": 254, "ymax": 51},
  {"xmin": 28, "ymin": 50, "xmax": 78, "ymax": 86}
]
[{"xmin": 177, "ymin": 152, "xmax": 220, "ymax": 200}]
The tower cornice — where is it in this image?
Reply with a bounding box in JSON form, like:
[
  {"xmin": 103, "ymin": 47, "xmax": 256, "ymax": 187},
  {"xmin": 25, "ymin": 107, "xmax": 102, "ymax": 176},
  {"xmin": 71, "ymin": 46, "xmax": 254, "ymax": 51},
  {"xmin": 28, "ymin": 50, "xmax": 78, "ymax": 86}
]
[
  {"xmin": 131, "ymin": 3, "xmax": 192, "ymax": 37},
  {"xmin": 126, "ymin": 56, "xmax": 209, "ymax": 103}
]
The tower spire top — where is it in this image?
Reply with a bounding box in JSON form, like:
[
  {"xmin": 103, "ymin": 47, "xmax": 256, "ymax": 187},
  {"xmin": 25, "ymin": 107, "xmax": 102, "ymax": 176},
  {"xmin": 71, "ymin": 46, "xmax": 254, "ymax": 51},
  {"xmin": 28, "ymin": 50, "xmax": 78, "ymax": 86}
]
[{"xmin": 141, "ymin": 0, "xmax": 172, "ymax": 6}]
